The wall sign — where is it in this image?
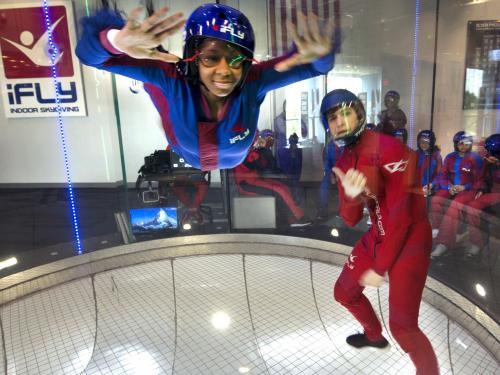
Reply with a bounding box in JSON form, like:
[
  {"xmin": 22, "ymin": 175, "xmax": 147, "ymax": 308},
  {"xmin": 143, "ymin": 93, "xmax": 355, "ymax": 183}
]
[
  {"xmin": 463, "ymin": 20, "xmax": 500, "ymax": 110},
  {"xmin": 0, "ymin": 1, "xmax": 87, "ymax": 118}
]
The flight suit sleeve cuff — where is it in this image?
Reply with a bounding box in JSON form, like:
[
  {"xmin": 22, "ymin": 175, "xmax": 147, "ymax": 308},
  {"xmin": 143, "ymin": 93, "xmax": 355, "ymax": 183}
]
[{"xmin": 99, "ymin": 28, "xmax": 124, "ymax": 55}]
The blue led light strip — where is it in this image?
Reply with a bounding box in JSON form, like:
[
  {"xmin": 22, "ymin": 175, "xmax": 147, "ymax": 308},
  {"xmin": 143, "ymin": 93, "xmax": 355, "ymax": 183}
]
[
  {"xmin": 409, "ymin": 0, "xmax": 421, "ymax": 148},
  {"xmin": 42, "ymin": 0, "xmax": 83, "ymax": 253}
]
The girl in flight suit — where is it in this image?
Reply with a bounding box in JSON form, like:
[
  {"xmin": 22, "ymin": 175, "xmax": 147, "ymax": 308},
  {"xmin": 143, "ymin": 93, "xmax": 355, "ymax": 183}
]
[{"xmin": 76, "ymin": 3, "xmax": 335, "ymax": 171}]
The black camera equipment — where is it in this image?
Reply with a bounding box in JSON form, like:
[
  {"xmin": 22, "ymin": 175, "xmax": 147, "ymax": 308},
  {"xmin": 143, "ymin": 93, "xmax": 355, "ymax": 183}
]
[{"xmin": 139, "ymin": 150, "xmax": 172, "ymax": 176}]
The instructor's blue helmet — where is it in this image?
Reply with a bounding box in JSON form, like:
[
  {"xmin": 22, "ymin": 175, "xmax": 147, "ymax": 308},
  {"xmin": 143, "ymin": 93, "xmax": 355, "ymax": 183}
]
[
  {"xmin": 485, "ymin": 133, "xmax": 500, "ymax": 159},
  {"xmin": 320, "ymin": 89, "xmax": 366, "ymax": 147},
  {"xmin": 180, "ymin": 3, "xmax": 255, "ymax": 85},
  {"xmin": 453, "ymin": 131, "xmax": 473, "ymax": 152}
]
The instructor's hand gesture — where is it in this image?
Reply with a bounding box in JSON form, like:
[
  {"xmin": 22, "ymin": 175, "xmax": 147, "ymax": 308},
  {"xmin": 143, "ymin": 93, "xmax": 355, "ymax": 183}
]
[
  {"xmin": 275, "ymin": 11, "xmax": 335, "ymax": 72},
  {"xmin": 332, "ymin": 167, "xmax": 367, "ymax": 199},
  {"xmin": 114, "ymin": 6, "xmax": 185, "ymax": 62},
  {"xmin": 360, "ymin": 269, "xmax": 384, "ymax": 288}
]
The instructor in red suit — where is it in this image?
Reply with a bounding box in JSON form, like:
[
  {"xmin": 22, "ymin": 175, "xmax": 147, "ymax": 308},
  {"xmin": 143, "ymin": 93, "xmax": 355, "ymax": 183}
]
[{"xmin": 320, "ymin": 89, "xmax": 439, "ymax": 375}]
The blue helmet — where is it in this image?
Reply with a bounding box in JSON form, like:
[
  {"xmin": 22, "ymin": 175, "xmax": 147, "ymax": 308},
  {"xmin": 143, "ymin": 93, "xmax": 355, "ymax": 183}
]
[
  {"xmin": 183, "ymin": 4, "xmax": 255, "ymax": 57},
  {"xmin": 385, "ymin": 90, "xmax": 400, "ymax": 100},
  {"xmin": 453, "ymin": 131, "xmax": 473, "ymax": 151},
  {"xmin": 260, "ymin": 129, "xmax": 274, "ymax": 139},
  {"xmin": 485, "ymin": 133, "xmax": 500, "ymax": 159},
  {"xmin": 320, "ymin": 89, "xmax": 366, "ymax": 147},
  {"xmin": 393, "ymin": 127, "xmax": 408, "ymax": 144},
  {"xmin": 417, "ymin": 130, "xmax": 436, "ymax": 150},
  {"xmin": 180, "ymin": 4, "xmax": 255, "ymax": 80}
]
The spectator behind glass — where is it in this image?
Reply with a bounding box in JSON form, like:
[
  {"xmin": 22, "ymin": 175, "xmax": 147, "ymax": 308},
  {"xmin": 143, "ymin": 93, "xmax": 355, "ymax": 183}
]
[
  {"xmin": 378, "ymin": 90, "xmax": 407, "ymax": 129},
  {"xmin": 416, "ymin": 130, "xmax": 443, "ymax": 196},
  {"xmin": 316, "ymin": 132, "xmax": 343, "ymax": 220},
  {"xmin": 393, "ymin": 127, "xmax": 408, "ymax": 145},
  {"xmin": 465, "ymin": 133, "xmax": 500, "ymax": 257},
  {"xmin": 233, "ymin": 133, "xmax": 312, "ymax": 227},
  {"xmin": 275, "ymin": 100, "xmax": 308, "ymax": 171},
  {"xmin": 431, "ymin": 131, "xmax": 483, "ymax": 258},
  {"xmin": 278, "ymin": 132, "xmax": 303, "ymax": 203}
]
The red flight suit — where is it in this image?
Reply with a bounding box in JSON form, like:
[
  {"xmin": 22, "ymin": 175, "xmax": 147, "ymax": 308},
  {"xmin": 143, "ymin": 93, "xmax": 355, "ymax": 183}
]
[{"xmin": 333, "ymin": 130, "xmax": 439, "ymax": 375}]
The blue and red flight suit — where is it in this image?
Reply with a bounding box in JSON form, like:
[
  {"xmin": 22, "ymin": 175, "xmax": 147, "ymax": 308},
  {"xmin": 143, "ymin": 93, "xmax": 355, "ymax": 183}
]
[
  {"xmin": 143, "ymin": 83, "xmax": 210, "ymax": 224},
  {"xmin": 416, "ymin": 148, "xmax": 442, "ymax": 189},
  {"xmin": 431, "ymin": 151, "xmax": 483, "ymax": 249},
  {"xmin": 466, "ymin": 158, "xmax": 500, "ymax": 249},
  {"xmin": 75, "ymin": 12, "xmax": 334, "ymax": 171},
  {"xmin": 333, "ymin": 130, "xmax": 439, "ymax": 375}
]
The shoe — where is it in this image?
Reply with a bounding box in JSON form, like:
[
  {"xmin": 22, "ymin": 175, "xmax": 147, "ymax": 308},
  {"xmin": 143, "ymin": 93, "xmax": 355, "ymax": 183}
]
[
  {"xmin": 290, "ymin": 215, "xmax": 313, "ymax": 227},
  {"xmin": 346, "ymin": 333, "xmax": 390, "ymax": 350},
  {"xmin": 432, "ymin": 229, "xmax": 439, "ymax": 239},
  {"xmin": 431, "ymin": 243, "xmax": 447, "ymax": 258},
  {"xmin": 466, "ymin": 244, "xmax": 481, "ymax": 257}
]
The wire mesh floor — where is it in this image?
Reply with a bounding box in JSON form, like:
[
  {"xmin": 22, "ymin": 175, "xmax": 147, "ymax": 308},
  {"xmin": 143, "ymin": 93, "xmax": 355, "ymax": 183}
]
[{"xmin": 1, "ymin": 254, "xmax": 498, "ymax": 374}]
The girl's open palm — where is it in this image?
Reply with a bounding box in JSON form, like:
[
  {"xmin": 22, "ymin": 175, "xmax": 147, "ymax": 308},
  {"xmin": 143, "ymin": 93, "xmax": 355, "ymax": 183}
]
[{"xmin": 114, "ymin": 6, "xmax": 185, "ymax": 62}]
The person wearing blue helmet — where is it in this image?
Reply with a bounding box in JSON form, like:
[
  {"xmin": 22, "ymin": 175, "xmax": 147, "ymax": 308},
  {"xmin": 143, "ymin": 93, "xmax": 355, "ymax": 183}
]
[
  {"xmin": 393, "ymin": 127, "xmax": 408, "ymax": 144},
  {"xmin": 379, "ymin": 90, "xmax": 407, "ymax": 129},
  {"xmin": 321, "ymin": 89, "xmax": 439, "ymax": 374},
  {"xmin": 430, "ymin": 131, "xmax": 483, "ymax": 257},
  {"xmin": 316, "ymin": 132, "xmax": 343, "ymax": 220},
  {"xmin": 416, "ymin": 130, "xmax": 442, "ymax": 196},
  {"xmin": 75, "ymin": 4, "xmax": 335, "ymax": 171},
  {"xmin": 233, "ymin": 130, "xmax": 312, "ymax": 227},
  {"xmin": 464, "ymin": 133, "xmax": 500, "ymax": 257},
  {"xmin": 278, "ymin": 132, "xmax": 303, "ymax": 203}
]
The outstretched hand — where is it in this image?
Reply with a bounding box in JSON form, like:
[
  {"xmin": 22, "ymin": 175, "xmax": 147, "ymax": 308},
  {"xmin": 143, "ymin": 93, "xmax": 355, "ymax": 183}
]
[
  {"xmin": 113, "ymin": 6, "xmax": 185, "ymax": 62},
  {"xmin": 332, "ymin": 167, "xmax": 367, "ymax": 199},
  {"xmin": 275, "ymin": 11, "xmax": 335, "ymax": 72}
]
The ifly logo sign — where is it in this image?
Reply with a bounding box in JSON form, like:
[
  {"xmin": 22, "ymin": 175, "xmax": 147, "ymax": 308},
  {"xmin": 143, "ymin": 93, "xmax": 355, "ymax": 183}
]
[
  {"xmin": 0, "ymin": 5, "xmax": 73, "ymax": 78},
  {"xmin": 0, "ymin": 2, "xmax": 86, "ymax": 118}
]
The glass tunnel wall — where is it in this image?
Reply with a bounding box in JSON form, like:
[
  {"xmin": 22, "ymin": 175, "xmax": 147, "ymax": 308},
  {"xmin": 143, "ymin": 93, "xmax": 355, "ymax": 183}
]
[{"xmin": 0, "ymin": 0, "xmax": 499, "ymax": 325}]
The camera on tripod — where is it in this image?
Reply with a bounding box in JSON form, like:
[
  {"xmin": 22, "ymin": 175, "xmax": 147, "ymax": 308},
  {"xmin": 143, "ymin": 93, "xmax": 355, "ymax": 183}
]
[
  {"xmin": 136, "ymin": 150, "xmax": 173, "ymax": 204},
  {"xmin": 140, "ymin": 150, "xmax": 172, "ymax": 175}
]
